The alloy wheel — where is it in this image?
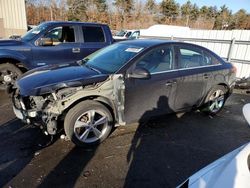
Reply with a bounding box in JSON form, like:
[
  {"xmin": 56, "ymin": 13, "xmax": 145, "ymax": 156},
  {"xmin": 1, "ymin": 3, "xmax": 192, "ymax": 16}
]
[
  {"xmin": 208, "ymin": 89, "xmax": 225, "ymax": 113},
  {"xmin": 73, "ymin": 110, "xmax": 109, "ymax": 143}
]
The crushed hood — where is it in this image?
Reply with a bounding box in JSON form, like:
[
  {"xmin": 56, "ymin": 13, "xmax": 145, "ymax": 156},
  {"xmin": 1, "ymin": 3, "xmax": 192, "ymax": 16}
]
[{"xmin": 17, "ymin": 62, "xmax": 108, "ymax": 96}]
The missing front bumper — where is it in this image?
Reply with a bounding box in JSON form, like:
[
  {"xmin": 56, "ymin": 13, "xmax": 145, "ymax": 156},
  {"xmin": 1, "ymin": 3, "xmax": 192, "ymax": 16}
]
[
  {"xmin": 12, "ymin": 106, "xmax": 37, "ymax": 123},
  {"xmin": 13, "ymin": 106, "xmax": 24, "ymax": 120}
]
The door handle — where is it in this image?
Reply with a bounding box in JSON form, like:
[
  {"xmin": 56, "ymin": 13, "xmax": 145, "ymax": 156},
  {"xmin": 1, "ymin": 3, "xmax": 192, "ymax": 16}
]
[
  {"xmin": 203, "ymin": 73, "xmax": 210, "ymax": 79},
  {"xmin": 72, "ymin": 48, "xmax": 80, "ymax": 53},
  {"xmin": 165, "ymin": 80, "xmax": 177, "ymax": 86}
]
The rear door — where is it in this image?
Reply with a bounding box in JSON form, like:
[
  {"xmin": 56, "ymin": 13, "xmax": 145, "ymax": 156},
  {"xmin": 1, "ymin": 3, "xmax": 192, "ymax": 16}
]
[
  {"xmin": 124, "ymin": 44, "xmax": 179, "ymax": 123},
  {"xmin": 174, "ymin": 44, "xmax": 209, "ymax": 110},
  {"xmin": 78, "ymin": 25, "xmax": 110, "ymax": 59},
  {"xmin": 32, "ymin": 25, "xmax": 81, "ymax": 67}
]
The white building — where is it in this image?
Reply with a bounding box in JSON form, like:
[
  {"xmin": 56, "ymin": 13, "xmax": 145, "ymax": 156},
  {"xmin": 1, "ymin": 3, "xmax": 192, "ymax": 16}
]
[{"xmin": 0, "ymin": 0, "xmax": 27, "ymax": 39}]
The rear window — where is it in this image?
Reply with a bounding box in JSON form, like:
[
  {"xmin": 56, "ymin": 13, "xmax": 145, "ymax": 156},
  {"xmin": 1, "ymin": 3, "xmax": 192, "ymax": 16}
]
[
  {"xmin": 82, "ymin": 26, "xmax": 105, "ymax": 42},
  {"xmin": 203, "ymin": 51, "xmax": 221, "ymax": 65},
  {"xmin": 179, "ymin": 47, "xmax": 204, "ymax": 68}
]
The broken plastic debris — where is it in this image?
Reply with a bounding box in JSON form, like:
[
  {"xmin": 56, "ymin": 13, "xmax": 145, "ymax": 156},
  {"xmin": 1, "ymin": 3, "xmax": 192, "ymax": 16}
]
[
  {"xmin": 209, "ymin": 115, "xmax": 213, "ymax": 119},
  {"xmin": 241, "ymin": 99, "xmax": 246, "ymax": 103},
  {"xmin": 83, "ymin": 170, "xmax": 91, "ymax": 178},
  {"xmin": 60, "ymin": 134, "xmax": 65, "ymax": 140},
  {"xmin": 35, "ymin": 152, "xmax": 40, "ymax": 156},
  {"xmin": 104, "ymin": 155, "xmax": 114, "ymax": 159}
]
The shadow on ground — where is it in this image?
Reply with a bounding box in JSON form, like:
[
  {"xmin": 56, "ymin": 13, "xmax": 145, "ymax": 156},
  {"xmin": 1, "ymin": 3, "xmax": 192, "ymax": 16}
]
[
  {"xmin": 0, "ymin": 119, "xmax": 53, "ymax": 187},
  {"xmin": 0, "ymin": 91, "xmax": 250, "ymax": 187},
  {"xmin": 123, "ymin": 93, "xmax": 250, "ymax": 187}
]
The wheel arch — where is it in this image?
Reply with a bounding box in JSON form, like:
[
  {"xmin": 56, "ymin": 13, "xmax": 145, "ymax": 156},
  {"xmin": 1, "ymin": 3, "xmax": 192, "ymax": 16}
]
[
  {"xmin": 217, "ymin": 82, "xmax": 230, "ymax": 97},
  {"xmin": 94, "ymin": 96, "xmax": 117, "ymax": 121},
  {"xmin": 200, "ymin": 83, "xmax": 230, "ymax": 107},
  {"xmin": 0, "ymin": 57, "xmax": 28, "ymax": 72},
  {"xmin": 61, "ymin": 95, "xmax": 118, "ymax": 125},
  {"xmin": 200, "ymin": 84, "xmax": 228, "ymax": 115}
]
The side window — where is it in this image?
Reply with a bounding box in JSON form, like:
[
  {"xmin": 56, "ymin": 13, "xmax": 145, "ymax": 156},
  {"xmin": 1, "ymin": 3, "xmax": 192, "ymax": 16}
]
[
  {"xmin": 44, "ymin": 26, "xmax": 75, "ymax": 45},
  {"xmin": 130, "ymin": 31, "xmax": 140, "ymax": 39},
  {"xmin": 203, "ymin": 51, "xmax": 221, "ymax": 65},
  {"xmin": 178, "ymin": 46, "xmax": 203, "ymax": 68},
  {"xmin": 125, "ymin": 32, "xmax": 132, "ymax": 38},
  {"xmin": 136, "ymin": 46, "xmax": 173, "ymax": 73},
  {"xmin": 82, "ymin": 26, "xmax": 105, "ymax": 42},
  {"xmin": 44, "ymin": 27, "xmax": 62, "ymax": 45}
]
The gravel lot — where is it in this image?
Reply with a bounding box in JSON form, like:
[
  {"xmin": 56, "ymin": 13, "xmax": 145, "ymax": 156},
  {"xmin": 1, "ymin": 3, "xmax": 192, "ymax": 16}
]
[{"xmin": 0, "ymin": 90, "xmax": 250, "ymax": 188}]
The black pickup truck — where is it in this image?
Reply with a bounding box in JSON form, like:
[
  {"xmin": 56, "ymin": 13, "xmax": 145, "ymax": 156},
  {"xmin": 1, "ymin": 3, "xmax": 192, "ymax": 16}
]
[{"xmin": 0, "ymin": 21, "xmax": 114, "ymax": 90}]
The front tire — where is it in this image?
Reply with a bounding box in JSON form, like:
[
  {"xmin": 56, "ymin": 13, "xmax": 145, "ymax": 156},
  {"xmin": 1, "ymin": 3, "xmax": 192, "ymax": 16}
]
[
  {"xmin": 202, "ymin": 85, "xmax": 228, "ymax": 115},
  {"xmin": 0, "ymin": 63, "xmax": 22, "ymax": 90},
  {"xmin": 64, "ymin": 100, "xmax": 114, "ymax": 147}
]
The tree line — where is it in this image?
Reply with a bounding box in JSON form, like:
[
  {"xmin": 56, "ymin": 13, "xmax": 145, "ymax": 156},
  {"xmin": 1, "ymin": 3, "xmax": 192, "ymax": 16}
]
[{"xmin": 25, "ymin": 0, "xmax": 250, "ymax": 30}]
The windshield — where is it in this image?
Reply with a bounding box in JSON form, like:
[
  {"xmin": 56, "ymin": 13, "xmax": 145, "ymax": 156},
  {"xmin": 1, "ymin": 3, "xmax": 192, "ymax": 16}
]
[
  {"xmin": 84, "ymin": 43, "xmax": 144, "ymax": 74},
  {"xmin": 22, "ymin": 23, "xmax": 49, "ymax": 41},
  {"xmin": 115, "ymin": 30, "xmax": 127, "ymax": 37}
]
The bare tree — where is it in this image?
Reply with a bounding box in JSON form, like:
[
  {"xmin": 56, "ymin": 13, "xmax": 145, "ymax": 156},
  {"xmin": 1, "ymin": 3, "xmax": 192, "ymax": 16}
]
[{"xmin": 25, "ymin": 0, "xmax": 250, "ymax": 30}]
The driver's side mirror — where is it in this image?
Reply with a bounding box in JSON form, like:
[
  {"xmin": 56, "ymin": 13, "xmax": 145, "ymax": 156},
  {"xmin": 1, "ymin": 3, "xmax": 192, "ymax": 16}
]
[
  {"xmin": 38, "ymin": 37, "xmax": 53, "ymax": 46},
  {"xmin": 128, "ymin": 67, "xmax": 151, "ymax": 79}
]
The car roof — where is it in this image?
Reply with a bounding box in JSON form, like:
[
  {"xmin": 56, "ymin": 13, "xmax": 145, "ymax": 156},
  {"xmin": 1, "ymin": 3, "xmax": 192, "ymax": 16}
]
[
  {"xmin": 118, "ymin": 39, "xmax": 223, "ymax": 60},
  {"xmin": 41, "ymin": 21, "xmax": 107, "ymax": 27},
  {"xmin": 118, "ymin": 39, "xmax": 178, "ymax": 48},
  {"xmin": 125, "ymin": 30, "xmax": 139, "ymax": 32},
  {"xmin": 119, "ymin": 39, "xmax": 215, "ymax": 51}
]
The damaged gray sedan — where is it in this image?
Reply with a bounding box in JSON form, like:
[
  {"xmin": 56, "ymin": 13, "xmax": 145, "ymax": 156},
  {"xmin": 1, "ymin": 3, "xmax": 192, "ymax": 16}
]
[{"xmin": 11, "ymin": 40, "xmax": 236, "ymax": 147}]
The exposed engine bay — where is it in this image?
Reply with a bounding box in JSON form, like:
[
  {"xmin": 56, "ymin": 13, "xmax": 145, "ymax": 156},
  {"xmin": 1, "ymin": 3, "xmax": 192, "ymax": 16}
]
[{"xmin": 12, "ymin": 75, "xmax": 125, "ymax": 135}]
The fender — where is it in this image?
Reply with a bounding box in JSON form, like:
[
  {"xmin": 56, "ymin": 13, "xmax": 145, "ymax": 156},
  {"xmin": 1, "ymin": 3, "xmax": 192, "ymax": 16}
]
[
  {"xmin": 94, "ymin": 96, "xmax": 122, "ymax": 127},
  {"xmin": 0, "ymin": 49, "xmax": 31, "ymax": 70},
  {"xmin": 47, "ymin": 74, "xmax": 126, "ymax": 126}
]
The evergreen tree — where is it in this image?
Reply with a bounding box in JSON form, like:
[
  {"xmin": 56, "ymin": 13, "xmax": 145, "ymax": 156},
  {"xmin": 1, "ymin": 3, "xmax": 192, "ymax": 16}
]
[
  {"xmin": 190, "ymin": 3, "xmax": 199, "ymax": 21},
  {"xmin": 214, "ymin": 5, "xmax": 232, "ymax": 29},
  {"xmin": 208, "ymin": 6, "xmax": 218, "ymax": 19},
  {"xmin": 200, "ymin": 5, "xmax": 209, "ymax": 19},
  {"xmin": 181, "ymin": 1, "xmax": 192, "ymax": 25},
  {"xmin": 160, "ymin": 0, "xmax": 179, "ymax": 23}
]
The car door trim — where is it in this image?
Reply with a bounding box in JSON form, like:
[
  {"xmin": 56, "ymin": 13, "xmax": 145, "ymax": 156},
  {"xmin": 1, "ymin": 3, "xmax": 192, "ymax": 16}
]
[{"xmin": 151, "ymin": 64, "xmax": 221, "ymax": 75}]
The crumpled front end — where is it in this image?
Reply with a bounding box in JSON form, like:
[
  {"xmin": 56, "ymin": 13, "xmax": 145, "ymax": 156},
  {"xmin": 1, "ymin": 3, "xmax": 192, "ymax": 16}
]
[
  {"xmin": 12, "ymin": 88, "xmax": 60, "ymax": 135},
  {"xmin": 12, "ymin": 74, "xmax": 126, "ymax": 136}
]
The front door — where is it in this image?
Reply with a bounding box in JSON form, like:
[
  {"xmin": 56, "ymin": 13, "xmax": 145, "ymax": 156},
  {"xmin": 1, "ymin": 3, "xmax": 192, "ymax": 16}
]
[
  {"xmin": 32, "ymin": 25, "xmax": 81, "ymax": 67},
  {"xmin": 124, "ymin": 45, "xmax": 179, "ymax": 124}
]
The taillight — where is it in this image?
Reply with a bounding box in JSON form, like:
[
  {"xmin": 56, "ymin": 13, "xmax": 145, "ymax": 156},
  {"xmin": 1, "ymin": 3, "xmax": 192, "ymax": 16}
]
[{"xmin": 231, "ymin": 65, "xmax": 237, "ymax": 74}]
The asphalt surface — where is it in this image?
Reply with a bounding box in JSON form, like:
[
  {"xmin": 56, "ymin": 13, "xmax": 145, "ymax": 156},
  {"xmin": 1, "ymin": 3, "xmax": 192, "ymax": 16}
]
[{"xmin": 0, "ymin": 90, "xmax": 250, "ymax": 188}]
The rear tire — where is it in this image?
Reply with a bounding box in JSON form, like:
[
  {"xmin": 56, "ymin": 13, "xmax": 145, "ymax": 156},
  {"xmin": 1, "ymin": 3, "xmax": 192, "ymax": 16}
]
[
  {"xmin": 202, "ymin": 85, "xmax": 228, "ymax": 115},
  {"xmin": 64, "ymin": 100, "xmax": 114, "ymax": 147},
  {"xmin": 0, "ymin": 63, "xmax": 22, "ymax": 90}
]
